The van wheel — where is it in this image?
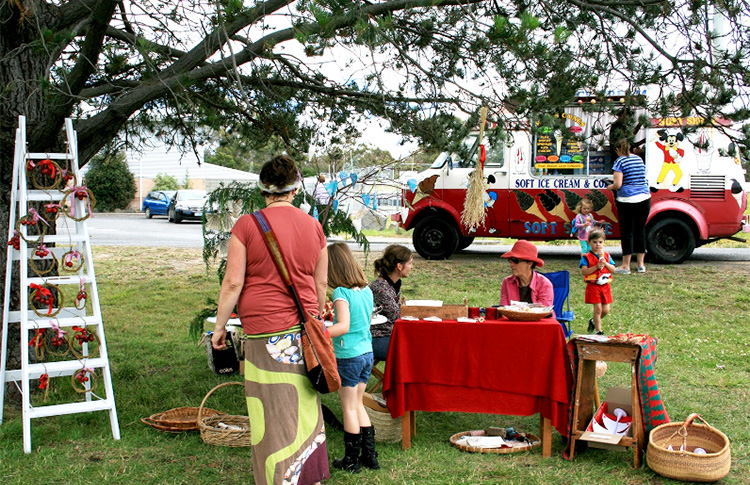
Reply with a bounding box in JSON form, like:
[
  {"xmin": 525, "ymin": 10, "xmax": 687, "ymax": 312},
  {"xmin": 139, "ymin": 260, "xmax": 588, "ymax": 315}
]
[
  {"xmin": 457, "ymin": 235, "xmax": 475, "ymax": 251},
  {"xmin": 145, "ymin": 207, "xmax": 152, "ymax": 219},
  {"xmin": 647, "ymin": 218, "xmax": 695, "ymax": 264},
  {"xmin": 413, "ymin": 216, "xmax": 459, "ymax": 260}
]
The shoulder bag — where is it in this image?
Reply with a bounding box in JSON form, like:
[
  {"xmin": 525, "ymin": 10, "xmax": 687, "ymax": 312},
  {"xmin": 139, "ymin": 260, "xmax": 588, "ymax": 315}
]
[{"xmin": 252, "ymin": 210, "xmax": 341, "ymax": 394}]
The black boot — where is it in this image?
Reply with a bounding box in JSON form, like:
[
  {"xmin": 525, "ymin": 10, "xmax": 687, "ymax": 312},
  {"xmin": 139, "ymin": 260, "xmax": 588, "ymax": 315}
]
[
  {"xmin": 332, "ymin": 431, "xmax": 361, "ymax": 473},
  {"xmin": 360, "ymin": 426, "xmax": 380, "ymax": 470}
]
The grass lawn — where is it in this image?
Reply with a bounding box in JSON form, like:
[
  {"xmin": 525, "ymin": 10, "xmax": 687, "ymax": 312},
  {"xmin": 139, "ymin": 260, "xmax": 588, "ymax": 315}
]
[{"xmin": 0, "ymin": 245, "xmax": 748, "ymax": 484}]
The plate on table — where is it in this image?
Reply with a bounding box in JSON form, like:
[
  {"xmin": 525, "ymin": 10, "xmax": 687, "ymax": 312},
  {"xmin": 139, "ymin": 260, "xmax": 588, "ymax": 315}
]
[
  {"xmin": 371, "ymin": 314, "xmax": 388, "ymax": 326},
  {"xmin": 497, "ymin": 306, "xmax": 553, "ymax": 321}
]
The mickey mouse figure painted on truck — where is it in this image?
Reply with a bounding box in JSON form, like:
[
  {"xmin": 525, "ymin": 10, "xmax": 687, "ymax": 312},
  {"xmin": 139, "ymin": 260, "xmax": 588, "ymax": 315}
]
[{"xmin": 397, "ymin": 92, "xmax": 748, "ymax": 264}]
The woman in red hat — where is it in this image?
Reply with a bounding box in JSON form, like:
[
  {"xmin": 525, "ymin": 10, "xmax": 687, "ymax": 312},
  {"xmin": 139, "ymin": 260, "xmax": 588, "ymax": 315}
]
[{"xmin": 499, "ymin": 240, "xmax": 554, "ymax": 307}]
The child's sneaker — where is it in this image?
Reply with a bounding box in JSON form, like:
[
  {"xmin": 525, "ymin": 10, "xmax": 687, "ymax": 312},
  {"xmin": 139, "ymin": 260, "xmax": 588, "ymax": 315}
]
[{"xmin": 588, "ymin": 318, "xmax": 595, "ymax": 333}]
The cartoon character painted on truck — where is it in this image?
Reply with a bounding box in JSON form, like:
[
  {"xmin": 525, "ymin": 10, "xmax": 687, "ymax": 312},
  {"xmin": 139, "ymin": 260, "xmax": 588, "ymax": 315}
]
[{"xmin": 397, "ymin": 105, "xmax": 748, "ymax": 263}]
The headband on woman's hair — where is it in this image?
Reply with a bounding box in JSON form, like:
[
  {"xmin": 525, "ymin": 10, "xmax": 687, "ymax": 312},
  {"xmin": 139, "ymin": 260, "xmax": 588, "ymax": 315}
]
[{"xmin": 257, "ymin": 172, "xmax": 302, "ymax": 194}]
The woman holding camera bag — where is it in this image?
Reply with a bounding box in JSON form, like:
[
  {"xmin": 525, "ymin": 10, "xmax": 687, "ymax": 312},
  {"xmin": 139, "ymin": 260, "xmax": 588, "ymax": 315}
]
[{"xmin": 212, "ymin": 155, "xmax": 329, "ymax": 485}]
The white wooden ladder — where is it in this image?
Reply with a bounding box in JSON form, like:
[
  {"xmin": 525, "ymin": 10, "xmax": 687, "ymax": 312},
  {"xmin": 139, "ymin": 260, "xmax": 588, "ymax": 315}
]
[{"xmin": 1, "ymin": 116, "xmax": 120, "ymax": 453}]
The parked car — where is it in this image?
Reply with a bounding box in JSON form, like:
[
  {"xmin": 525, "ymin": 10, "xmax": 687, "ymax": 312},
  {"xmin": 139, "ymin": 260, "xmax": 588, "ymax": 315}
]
[
  {"xmin": 168, "ymin": 189, "xmax": 208, "ymax": 223},
  {"xmin": 142, "ymin": 190, "xmax": 176, "ymax": 218}
]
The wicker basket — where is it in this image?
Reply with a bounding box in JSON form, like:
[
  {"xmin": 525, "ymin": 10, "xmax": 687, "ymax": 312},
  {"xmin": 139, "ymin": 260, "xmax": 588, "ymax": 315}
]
[
  {"xmin": 198, "ymin": 382, "xmax": 252, "ymax": 447},
  {"xmin": 647, "ymin": 414, "xmax": 731, "ymax": 482},
  {"xmin": 363, "ymin": 392, "xmax": 402, "ymax": 443},
  {"xmin": 142, "ymin": 406, "xmax": 225, "ymax": 432},
  {"xmin": 497, "ymin": 307, "xmax": 553, "ymax": 321},
  {"xmin": 450, "ymin": 430, "xmax": 541, "ymax": 454}
]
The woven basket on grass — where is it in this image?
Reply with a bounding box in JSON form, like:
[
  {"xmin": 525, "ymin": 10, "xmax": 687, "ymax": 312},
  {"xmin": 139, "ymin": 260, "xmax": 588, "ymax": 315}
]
[
  {"xmin": 647, "ymin": 414, "xmax": 730, "ymax": 482},
  {"xmin": 363, "ymin": 392, "xmax": 401, "ymax": 443},
  {"xmin": 450, "ymin": 430, "xmax": 541, "ymax": 454},
  {"xmin": 148, "ymin": 406, "xmax": 225, "ymax": 431},
  {"xmin": 198, "ymin": 381, "xmax": 251, "ymax": 447}
]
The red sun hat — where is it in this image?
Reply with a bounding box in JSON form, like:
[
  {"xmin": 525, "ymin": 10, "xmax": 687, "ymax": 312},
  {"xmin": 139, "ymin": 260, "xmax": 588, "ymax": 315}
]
[{"xmin": 501, "ymin": 240, "xmax": 545, "ymax": 267}]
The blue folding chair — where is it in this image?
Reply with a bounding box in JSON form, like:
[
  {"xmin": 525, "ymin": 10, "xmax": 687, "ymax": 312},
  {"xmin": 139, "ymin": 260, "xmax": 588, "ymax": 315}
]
[{"xmin": 543, "ymin": 270, "xmax": 575, "ymax": 338}]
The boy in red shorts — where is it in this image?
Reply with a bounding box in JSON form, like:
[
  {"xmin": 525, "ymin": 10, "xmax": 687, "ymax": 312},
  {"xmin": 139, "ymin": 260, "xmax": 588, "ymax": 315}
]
[{"xmin": 580, "ymin": 228, "xmax": 616, "ymax": 335}]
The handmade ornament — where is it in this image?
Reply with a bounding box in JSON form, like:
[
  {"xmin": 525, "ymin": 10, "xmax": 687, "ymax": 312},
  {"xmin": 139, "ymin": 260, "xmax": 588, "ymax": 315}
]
[
  {"xmin": 349, "ymin": 173, "xmax": 358, "ymax": 185},
  {"xmin": 28, "ymin": 243, "xmax": 58, "ymax": 276},
  {"xmin": 30, "ymin": 283, "xmax": 63, "ymax": 317},
  {"xmin": 339, "ymin": 171, "xmax": 349, "ymax": 182},
  {"xmin": 62, "ymin": 186, "xmax": 96, "ymax": 221},
  {"xmin": 71, "ymin": 367, "xmax": 97, "ymax": 393},
  {"xmin": 74, "ymin": 279, "xmax": 88, "ymax": 310},
  {"xmin": 70, "ymin": 325, "xmax": 99, "ymax": 359},
  {"xmin": 61, "ymin": 249, "xmax": 84, "ymax": 273},
  {"xmin": 42, "ymin": 202, "xmax": 62, "ymax": 222},
  {"xmin": 7, "ymin": 231, "xmax": 20, "ymax": 251},
  {"xmin": 15, "ymin": 209, "xmax": 49, "ymax": 244},
  {"xmin": 39, "ymin": 373, "xmax": 49, "ymax": 390},
  {"xmin": 60, "ymin": 168, "xmax": 77, "ymax": 188},
  {"xmin": 29, "ymin": 328, "xmax": 46, "ymax": 360},
  {"xmin": 461, "ymin": 106, "xmax": 489, "ymax": 230},
  {"xmin": 44, "ymin": 320, "xmax": 71, "ymax": 357},
  {"xmin": 26, "ymin": 158, "xmax": 63, "ymax": 190}
]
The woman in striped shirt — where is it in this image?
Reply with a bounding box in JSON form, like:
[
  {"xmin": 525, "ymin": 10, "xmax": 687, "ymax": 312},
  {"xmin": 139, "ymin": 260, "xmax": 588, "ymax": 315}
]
[{"xmin": 607, "ymin": 139, "xmax": 651, "ymax": 274}]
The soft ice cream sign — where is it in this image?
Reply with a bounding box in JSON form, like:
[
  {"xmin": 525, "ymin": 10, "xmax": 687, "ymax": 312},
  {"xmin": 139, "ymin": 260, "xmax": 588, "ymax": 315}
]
[{"xmin": 534, "ymin": 114, "xmax": 586, "ymax": 170}]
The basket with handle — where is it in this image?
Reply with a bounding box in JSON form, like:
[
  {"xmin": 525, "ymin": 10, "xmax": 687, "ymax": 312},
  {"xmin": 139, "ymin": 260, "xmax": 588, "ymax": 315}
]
[
  {"xmin": 647, "ymin": 413, "xmax": 731, "ymax": 482},
  {"xmin": 198, "ymin": 381, "xmax": 251, "ymax": 447}
]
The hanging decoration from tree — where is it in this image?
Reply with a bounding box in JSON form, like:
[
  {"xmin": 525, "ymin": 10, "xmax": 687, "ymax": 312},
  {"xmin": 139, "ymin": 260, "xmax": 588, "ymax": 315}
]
[{"xmin": 461, "ymin": 106, "xmax": 490, "ymax": 230}]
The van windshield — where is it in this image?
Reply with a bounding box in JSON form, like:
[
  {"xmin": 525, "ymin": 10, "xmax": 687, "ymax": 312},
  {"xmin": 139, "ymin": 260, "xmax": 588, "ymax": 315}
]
[{"xmin": 430, "ymin": 135, "xmax": 504, "ymax": 169}]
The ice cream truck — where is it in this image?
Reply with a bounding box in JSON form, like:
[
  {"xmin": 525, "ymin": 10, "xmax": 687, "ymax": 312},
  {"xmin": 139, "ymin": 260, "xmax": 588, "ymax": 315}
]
[{"xmin": 398, "ymin": 101, "xmax": 748, "ymax": 263}]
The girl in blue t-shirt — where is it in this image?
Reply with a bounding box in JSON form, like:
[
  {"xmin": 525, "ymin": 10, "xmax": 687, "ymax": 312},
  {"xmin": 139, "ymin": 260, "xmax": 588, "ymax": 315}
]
[{"xmin": 327, "ymin": 242, "xmax": 378, "ymax": 473}]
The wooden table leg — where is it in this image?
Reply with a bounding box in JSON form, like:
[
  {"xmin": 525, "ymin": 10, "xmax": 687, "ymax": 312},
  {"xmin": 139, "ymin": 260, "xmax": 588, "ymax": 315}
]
[
  {"xmin": 401, "ymin": 411, "xmax": 414, "ymax": 450},
  {"xmin": 540, "ymin": 414, "xmax": 552, "ymax": 458}
]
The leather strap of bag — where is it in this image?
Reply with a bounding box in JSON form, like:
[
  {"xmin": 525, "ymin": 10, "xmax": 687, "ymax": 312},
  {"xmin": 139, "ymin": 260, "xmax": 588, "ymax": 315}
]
[{"xmin": 251, "ymin": 210, "xmax": 309, "ymax": 323}]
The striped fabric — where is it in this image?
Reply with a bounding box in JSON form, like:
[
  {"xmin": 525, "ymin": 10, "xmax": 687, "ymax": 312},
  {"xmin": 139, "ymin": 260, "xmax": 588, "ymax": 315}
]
[{"xmin": 612, "ymin": 154, "xmax": 650, "ymax": 198}]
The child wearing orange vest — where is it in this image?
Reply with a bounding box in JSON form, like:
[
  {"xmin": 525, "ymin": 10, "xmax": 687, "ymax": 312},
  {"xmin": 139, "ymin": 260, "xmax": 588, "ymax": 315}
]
[{"xmin": 579, "ymin": 228, "xmax": 616, "ymax": 335}]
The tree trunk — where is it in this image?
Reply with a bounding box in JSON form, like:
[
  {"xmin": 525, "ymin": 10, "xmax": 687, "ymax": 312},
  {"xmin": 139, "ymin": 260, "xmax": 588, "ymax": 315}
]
[{"xmin": 0, "ymin": 2, "xmax": 61, "ymax": 406}]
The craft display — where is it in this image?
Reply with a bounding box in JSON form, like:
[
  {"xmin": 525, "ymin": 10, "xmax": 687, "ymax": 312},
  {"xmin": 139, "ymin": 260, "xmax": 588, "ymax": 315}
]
[
  {"xmin": 29, "ymin": 283, "xmax": 63, "ymax": 317},
  {"xmin": 590, "ymin": 407, "xmax": 632, "ymax": 436},
  {"xmin": 28, "ymin": 243, "xmax": 58, "ymax": 276},
  {"xmin": 74, "ymin": 279, "xmax": 88, "ymax": 310},
  {"xmin": 44, "ymin": 322, "xmax": 71, "ymax": 357},
  {"xmin": 42, "ymin": 202, "xmax": 62, "ymax": 222},
  {"xmin": 26, "ymin": 159, "xmax": 63, "ymax": 190},
  {"xmin": 62, "ymin": 186, "xmax": 95, "ymax": 221}
]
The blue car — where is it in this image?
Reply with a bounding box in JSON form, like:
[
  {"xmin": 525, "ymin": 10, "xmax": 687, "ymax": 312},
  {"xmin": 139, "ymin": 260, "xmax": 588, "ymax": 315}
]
[{"xmin": 142, "ymin": 190, "xmax": 176, "ymax": 218}]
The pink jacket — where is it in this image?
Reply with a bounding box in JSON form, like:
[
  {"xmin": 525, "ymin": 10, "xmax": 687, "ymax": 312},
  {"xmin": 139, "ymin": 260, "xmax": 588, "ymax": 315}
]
[{"xmin": 500, "ymin": 272, "xmax": 554, "ymax": 308}]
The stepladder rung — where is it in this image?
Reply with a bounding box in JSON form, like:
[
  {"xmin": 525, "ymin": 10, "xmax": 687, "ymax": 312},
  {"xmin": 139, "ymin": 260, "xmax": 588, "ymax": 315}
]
[
  {"xmin": 22, "ymin": 233, "xmax": 88, "ymax": 244},
  {"xmin": 5, "ymin": 358, "xmax": 110, "ymax": 381},
  {"xmin": 28, "ymin": 399, "xmax": 114, "ymax": 419},
  {"xmin": 7, "ymin": 309, "xmax": 93, "ymax": 324},
  {"xmin": 25, "ymin": 153, "xmax": 75, "ymax": 161},
  {"xmin": 27, "ymin": 274, "xmax": 87, "ymax": 286}
]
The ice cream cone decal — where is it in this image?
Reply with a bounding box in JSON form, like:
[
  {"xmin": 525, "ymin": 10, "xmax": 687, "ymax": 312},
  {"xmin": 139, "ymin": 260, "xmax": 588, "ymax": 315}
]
[
  {"xmin": 587, "ymin": 190, "xmax": 618, "ymax": 222},
  {"xmin": 537, "ymin": 189, "xmax": 568, "ymax": 219},
  {"xmin": 513, "ymin": 190, "xmax": 547, "ymax": 221},
  {"xmin": 562, "ymin": 189, "xmax": 583, "ymax": 212},
  {"xmin": 412, "ymin": 174, "xmax": 439, "ymax": 204}
]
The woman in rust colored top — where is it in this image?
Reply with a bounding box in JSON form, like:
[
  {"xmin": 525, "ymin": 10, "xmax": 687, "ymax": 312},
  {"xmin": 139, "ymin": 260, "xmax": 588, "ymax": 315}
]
[{"xmin": 212, "ymin": 155, "xmax": 329, "ymax": 485}]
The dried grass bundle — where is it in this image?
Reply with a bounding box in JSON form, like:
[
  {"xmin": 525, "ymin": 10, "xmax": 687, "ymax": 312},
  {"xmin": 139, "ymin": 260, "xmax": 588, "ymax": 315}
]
[{"xmin": 460, "ymin": 106, "xmax": 489, "ymax": 230}]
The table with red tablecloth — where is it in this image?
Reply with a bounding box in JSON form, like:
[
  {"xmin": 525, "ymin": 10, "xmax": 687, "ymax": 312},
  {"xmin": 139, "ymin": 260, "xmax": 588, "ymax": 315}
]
[{"xmin": 382, "ymin": 317, "xmax": 572, "ymax": 456}]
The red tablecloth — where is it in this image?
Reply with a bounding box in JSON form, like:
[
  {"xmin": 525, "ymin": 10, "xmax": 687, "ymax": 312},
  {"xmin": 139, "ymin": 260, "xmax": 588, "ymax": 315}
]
[{"xmin": 382, "ymin": 317, "xmax": 573, "ymax": 436}]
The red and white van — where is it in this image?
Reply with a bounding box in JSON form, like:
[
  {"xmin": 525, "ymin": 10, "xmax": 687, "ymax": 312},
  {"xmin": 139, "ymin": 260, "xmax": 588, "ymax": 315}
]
[{"xmin": 398, "ymin": 102, "xmax": 748, "ymax": 263}]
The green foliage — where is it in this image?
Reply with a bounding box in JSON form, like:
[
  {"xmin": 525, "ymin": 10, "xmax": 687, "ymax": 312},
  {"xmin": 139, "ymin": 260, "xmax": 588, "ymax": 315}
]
[
  {"xmin": 152, "ymin": 173, "xmax": 180, "ymax": 191},
  {"xmin": 84, "ymin": 151, "xmax": 136, "ymax": 212}
]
